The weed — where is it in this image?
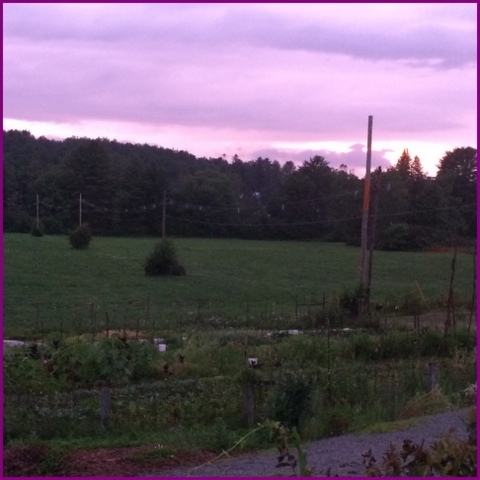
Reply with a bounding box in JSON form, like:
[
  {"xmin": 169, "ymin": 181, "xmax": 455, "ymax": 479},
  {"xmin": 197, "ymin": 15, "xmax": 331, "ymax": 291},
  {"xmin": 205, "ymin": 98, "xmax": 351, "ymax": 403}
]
[
  {"xmin": 363, "ymin": 407, "xmax": 476, "ymax": 477},
  {"xmin": 38, "ymin": 447, "xmax": 67, "ymax": 475},
  {"xmin": 399, "ymin": 385, "xmax": 453, "ymax": 420},
  {"xmin": 266, "ymin": 420, "xmax": 314, "ymax": 477}
]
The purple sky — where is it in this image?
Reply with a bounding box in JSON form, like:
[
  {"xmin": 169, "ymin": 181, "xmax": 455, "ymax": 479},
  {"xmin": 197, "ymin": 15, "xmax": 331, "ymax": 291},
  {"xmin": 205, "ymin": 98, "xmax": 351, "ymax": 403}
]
[{"xmin": 3, "ymin": 3, "xmax": 477, "ymax": 176}]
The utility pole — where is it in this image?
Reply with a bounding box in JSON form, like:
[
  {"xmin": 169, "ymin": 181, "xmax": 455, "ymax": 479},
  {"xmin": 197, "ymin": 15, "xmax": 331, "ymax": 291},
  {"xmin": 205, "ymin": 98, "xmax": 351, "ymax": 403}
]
[
  {"xmin": 359, "ymin": 115, "xmax": 373, "ymax": 312},
  {"xmin": 162, "ymin": 190, "xmax": 166, "ymax": 238},
  {"xmin": 365, "ymin": 167, "xmax": 381, "ymax": 311}
]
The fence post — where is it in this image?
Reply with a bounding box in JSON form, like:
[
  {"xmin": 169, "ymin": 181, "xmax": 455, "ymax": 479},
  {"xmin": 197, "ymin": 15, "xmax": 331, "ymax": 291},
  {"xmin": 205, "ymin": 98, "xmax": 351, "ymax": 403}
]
[
  {"xmin": 426, "ymin": 360, "xmax": 439, "ymax": 390},
  {"xmin": 100, "ymin": 381, "xmax": 111, "ymax": 428},
  {"xmin": 105, "ymin": 311, "xmax": 110, "ymax": 338},
  {"xmin": 244, "ymin": 379, "xmax": 255, "ymax": 427}
]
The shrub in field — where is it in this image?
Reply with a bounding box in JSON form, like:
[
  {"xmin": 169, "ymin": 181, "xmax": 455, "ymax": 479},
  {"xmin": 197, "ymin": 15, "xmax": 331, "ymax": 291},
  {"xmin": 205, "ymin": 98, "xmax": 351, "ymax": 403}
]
[
  {"xmin": 31, "ymin": 223, "xmax": 44, "ymax": 237},
  {"xmin": 377, "ymin": 222, "xmax": 422, "ymax": 251},
  {"xmin": 265, "ymin": 370, "xmax": 313, "ymax": 429},
  {"xmin": 144, "ymin": 238, "xmax": 186, "ymax": 276},
  {"xmin": 68, "ymin": 223, "xmax": 92, "ymax": 249}
]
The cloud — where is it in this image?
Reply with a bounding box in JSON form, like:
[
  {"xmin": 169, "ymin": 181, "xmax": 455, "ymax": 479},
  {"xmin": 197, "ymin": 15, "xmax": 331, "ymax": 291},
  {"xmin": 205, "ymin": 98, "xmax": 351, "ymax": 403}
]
[
  {"xmin": 5, "ymin": 3, "xmax": 476, "ymax": 68},
  {"xmin": 247, "ymin": 143, "xmax": 393, "ymax": 173},
  {"xmin": 3, "ymin": 2, "xmax": 476, "ymax": 175}
]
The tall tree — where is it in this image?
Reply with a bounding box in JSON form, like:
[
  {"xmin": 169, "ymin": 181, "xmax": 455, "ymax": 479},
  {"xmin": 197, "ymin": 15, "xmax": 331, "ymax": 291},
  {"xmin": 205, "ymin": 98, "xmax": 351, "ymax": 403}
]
[
  {"xmin": 436, "ymin": 147, "xmax": 477, "ymax": 238},
  {"xmin": 395, "ymin": 149, "xmax": 412, "ymax": 180}
]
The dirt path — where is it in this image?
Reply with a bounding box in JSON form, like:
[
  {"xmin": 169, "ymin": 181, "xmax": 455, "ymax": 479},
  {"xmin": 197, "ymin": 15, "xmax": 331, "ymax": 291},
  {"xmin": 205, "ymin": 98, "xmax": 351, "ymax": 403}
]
[
  {"xmin": 3, "ymin": 408, "xmax": 471, "ymax": 477},
  {"xmin": 143, "ymin": 408, "xmax": 471, "ymax": 477}
]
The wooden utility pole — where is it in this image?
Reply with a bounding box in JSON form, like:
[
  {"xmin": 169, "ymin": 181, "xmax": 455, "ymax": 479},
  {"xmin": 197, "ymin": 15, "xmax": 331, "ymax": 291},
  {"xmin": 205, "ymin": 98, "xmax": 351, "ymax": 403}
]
[
  {"xmin": 162, "ymin": 190, "xmax": 166, "ymax": 238},
  {"xmin": 365, "ymin": 168, "xmax": 381, "ymax": 311},
  {"xmin": 359, "ymin": 116, "xmax": 373, "ymax": 312}
]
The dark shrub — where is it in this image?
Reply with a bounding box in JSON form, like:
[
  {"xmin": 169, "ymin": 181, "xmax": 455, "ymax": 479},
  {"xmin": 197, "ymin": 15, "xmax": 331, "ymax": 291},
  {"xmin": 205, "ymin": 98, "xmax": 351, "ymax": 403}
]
[
  {"xmin": 144, "ymin": 238, "xmax": 186, "ymax": 276},
  {"xmin": 339, "ymin": 284, "xmax": 364, "ymax": 316},
  {"xmin": 68, "ymin": 224, "xmax": 92, "ymax": 249},
  {"xmin": 377, "ymin": 223, "xmax": 422, "ymax": 251},
  {"xmin": 265, "ymin": 370, "xmax": 313, "ymax": 429},
  {"xmin": 31, "ymin": 224, "xmax": 44, "ymax": 237}
]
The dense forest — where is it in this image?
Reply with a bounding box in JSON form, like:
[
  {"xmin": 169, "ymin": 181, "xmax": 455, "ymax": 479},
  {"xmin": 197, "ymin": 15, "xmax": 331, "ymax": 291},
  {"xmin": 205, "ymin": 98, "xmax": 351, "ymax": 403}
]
[{"xmin": 3, "ymin": 129, "xmax": 476, "ymax": 250}]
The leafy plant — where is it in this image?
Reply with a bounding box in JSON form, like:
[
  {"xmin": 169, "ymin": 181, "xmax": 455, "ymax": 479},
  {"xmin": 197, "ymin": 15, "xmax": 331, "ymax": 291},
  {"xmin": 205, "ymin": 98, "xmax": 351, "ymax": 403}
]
[
  {"xmin": 265, "ymin": 370, "xmax": 313, "ymax": 429},
  {"xmin": 339, "ymin": 284, "xmax": 364, "ymax": 316},
  {"xmin": 68, "ymin": 223, "xmax": 92, "ymax": 249},
  {"xmin": 46, "ymin": 337, "xmax": 161, "ymax": 387},
  {"xmin": 266, "ymin": 420, "xmax": 314, "ymax": 476},
  {"xmin": 399, "ymin": 385, "xmax": 452, "ymax": 420},
  {"xmin": 144, "ymin": 238, "xmax": 186, "ymax": 276},
  {"xmin": 363, "ymin": 407, "xmax": 476, "ymax": 477}
]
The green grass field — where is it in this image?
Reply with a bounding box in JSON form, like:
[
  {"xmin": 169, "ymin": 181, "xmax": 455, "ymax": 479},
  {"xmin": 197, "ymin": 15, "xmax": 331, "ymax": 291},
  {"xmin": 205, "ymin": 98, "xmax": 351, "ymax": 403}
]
[{"xmin": 3, "ymin": 233, "xmax": 475, "ymax": 338}]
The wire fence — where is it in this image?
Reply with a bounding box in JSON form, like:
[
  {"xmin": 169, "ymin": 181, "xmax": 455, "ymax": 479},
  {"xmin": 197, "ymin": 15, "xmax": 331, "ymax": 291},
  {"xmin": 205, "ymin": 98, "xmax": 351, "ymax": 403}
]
[
  {"xmin": 6, "ymin": 292, "xmax": 476, "ymax": 346},
  {"xmin": 6, "ymin": 295, "xmax": 365, "ymax": 341},
  {"xmin": 4, "ymin": 358, "xmax": 475, "ymax": 442}
]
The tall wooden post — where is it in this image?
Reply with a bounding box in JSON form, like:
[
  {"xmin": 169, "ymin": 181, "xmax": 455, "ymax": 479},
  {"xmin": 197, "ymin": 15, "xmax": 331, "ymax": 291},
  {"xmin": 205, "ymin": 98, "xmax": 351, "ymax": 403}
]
[
  {"xmin": 365, "ymin": 168, "xmax": 381, "ymax": 312},
  {"xmin": 359, "ymin": 116, "xmax": 373, "ymax": 312}
]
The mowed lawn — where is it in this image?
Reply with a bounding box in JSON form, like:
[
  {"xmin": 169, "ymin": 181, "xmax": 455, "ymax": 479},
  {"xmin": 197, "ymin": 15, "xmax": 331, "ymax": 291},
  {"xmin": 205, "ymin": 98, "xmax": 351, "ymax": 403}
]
[{"xmin": 3, "ymin": 233, "xmax": 475, "ymax": 337}]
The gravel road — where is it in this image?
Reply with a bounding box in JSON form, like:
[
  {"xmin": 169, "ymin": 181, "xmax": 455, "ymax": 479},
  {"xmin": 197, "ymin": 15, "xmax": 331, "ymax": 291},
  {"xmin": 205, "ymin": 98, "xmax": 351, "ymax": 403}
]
[{"xmin": 144, "ymin": 408, "xmax": 471, "ymax": 477}]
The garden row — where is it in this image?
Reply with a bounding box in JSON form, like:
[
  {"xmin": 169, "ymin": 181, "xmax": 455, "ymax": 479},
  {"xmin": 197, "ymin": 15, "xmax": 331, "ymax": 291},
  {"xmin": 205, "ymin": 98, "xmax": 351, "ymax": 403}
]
[
  {"xmin": 4, "ymin": 327, "xmax": 476, "ymax": 391},
  {"xmin": 4, "ymin": 354, "xmax": 475, "ymax": 445},
  {"xmin": 4, "ymin": 327, "xmax": 476, "ymax": 446}
]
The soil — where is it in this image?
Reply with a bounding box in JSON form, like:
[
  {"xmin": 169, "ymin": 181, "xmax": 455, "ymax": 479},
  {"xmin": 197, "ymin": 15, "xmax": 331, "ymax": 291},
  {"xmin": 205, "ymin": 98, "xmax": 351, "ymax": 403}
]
[
  {"xmin": 3, "ymin": 444, "xmax": 220, "ymax": 477},
  {"xmin": 3, "ymin": 408, "xmax": 472, "ymax": 477}
]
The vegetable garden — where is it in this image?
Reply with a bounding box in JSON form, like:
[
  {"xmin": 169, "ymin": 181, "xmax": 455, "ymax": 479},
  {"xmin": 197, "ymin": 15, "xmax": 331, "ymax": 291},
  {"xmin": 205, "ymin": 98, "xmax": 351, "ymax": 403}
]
[{"xmin": 3, "ymin": 233, "xmax": 477, "ymax": 476}]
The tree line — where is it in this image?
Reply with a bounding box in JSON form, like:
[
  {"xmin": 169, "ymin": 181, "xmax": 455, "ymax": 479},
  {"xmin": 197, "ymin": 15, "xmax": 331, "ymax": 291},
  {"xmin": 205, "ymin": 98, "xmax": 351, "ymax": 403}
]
[{"xmin": 3, "ymin": 129, "xmax": 476, "ymax": 250}]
